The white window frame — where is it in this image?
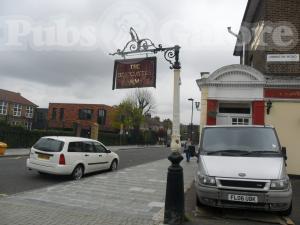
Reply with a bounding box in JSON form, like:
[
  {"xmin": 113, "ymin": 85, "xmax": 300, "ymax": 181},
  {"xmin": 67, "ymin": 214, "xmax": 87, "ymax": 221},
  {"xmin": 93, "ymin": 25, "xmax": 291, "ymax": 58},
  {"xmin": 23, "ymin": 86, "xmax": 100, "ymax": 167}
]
[
  {"xmin": 0, "ymin": 101, "xmax": 8, "ymax": 115},
  {"xmin": 13, "ymin": 104, "xmax": 22, "ymax": 117},
  {"xmin": 11, "ymin": 121, "xmax": 18, "ymax": 126},
  {"xmin": 231, "ymin": 117, "xmax": 251, "ymax": 126},
  {"xmin": 25, "ymin": 106, "xmax": 33, "ymax": 118},
  {"xmin": 24, "ymin": 122, "xmax": 32, "ymax": 130}
]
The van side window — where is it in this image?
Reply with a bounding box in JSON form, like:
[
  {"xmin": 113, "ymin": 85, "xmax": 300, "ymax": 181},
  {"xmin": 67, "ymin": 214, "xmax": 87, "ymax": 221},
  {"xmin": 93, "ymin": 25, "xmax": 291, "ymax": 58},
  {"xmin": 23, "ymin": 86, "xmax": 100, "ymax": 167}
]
[
  {"xmin": 68, "ymin": 142, "xmax": 83, "ymax": 152},
  {"xmin": 93, "ymin": 142, "xmax": 107, "ymax": 153},
  {"xmin": 82, "ymin": 142, "xmax": 94, "ymax": 152}
]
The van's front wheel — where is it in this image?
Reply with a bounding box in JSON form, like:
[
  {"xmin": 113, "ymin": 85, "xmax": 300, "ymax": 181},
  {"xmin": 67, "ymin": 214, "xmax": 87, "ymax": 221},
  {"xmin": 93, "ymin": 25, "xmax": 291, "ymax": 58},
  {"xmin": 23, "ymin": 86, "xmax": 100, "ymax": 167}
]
[{"xmin": 279, "ymin": 202, "xmax": 292, "ymax": 216}]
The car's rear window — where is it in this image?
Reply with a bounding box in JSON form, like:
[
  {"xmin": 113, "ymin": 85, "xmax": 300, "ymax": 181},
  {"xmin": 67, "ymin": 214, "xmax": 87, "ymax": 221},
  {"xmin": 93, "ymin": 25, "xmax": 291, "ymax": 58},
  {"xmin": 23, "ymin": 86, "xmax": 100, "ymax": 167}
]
[{"xmin": 33, "ymin": 138, "xmax": 64, "ymax": 152}]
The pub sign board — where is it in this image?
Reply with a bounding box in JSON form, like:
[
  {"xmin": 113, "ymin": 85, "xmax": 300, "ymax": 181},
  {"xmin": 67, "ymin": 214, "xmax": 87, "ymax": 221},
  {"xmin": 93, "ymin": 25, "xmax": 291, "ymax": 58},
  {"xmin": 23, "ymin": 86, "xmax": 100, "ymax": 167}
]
[{"xmin": 112, "ymin": 57, "xmax": 157, "ymax": 90}]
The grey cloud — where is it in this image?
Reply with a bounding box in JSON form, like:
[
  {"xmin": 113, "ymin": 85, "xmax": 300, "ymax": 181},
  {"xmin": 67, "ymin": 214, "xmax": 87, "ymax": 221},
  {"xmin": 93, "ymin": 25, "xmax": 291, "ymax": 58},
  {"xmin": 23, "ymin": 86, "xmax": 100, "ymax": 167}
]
[
  {"xmin": 0, "ymin": 0, "xmax": 248, "ymax": 124},
  {"xmin": 0, "ymin": 51, "xmax": 114, "ymax": 86}
]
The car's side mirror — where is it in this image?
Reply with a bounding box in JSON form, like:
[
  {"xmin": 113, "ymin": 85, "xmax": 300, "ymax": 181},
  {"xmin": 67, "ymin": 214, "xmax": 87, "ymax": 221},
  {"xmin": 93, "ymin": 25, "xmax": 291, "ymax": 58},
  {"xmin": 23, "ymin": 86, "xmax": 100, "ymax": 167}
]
[
  {"xmin": 106, "ymin": 149, "xmax": 111, "ymax": 153},
  {"xmin": 282, "ymin": 147, "xmax": 287, "ymax": 161}
]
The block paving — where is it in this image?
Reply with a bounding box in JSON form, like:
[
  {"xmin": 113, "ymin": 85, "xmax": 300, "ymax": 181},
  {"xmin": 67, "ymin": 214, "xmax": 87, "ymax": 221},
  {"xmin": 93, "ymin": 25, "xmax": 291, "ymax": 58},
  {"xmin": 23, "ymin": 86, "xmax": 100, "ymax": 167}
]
[{"xmin": 0, "ymin": 157, "xmax": 197, "ymax": 225}]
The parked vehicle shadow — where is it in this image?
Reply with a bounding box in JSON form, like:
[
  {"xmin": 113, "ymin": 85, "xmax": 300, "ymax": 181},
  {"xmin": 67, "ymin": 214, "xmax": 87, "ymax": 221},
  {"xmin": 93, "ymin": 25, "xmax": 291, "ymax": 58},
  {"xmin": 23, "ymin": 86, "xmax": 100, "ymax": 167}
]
[
  {"xmin": 34, "ymin": 172, "xmax": 71, "ymax": 181},
  {"xmin": 35, "ymin": 169, "xmax": 110, "ymax": 181}
]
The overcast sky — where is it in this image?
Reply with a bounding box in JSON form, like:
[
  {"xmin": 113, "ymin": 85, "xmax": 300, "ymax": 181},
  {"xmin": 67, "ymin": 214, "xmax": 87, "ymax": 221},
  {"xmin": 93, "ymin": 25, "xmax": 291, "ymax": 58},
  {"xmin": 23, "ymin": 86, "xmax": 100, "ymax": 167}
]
[{"xmin": 0, "ymin": 0, "xmax": 248, "ymax": 124}]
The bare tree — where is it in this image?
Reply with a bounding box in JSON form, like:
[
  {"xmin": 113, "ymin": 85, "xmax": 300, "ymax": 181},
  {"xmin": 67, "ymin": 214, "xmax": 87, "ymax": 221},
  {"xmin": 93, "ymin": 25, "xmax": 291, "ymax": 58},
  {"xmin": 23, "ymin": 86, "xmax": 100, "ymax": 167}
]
[{"xmin": 127, "ymin": 89, "xmax": 155, "ymax": 115}]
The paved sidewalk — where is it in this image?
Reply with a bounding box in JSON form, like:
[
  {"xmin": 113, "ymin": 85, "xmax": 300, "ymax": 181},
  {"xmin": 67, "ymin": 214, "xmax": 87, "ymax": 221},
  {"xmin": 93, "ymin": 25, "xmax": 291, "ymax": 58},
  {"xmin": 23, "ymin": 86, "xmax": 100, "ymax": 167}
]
[
  {"xmin": 1, "ymin": 145, "xmax": 164, "ymax": 157},
  {"xmin": 0, "ymin": 157, "xmax": 197, "ymax": 225}
]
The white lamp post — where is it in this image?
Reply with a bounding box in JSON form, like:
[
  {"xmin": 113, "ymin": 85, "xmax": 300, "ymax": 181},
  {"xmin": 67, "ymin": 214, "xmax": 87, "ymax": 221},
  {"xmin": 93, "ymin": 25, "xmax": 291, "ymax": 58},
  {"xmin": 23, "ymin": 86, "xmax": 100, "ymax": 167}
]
[{"xmin": 170, "ymin": 68, "xmax": 181, "ymax": 151}]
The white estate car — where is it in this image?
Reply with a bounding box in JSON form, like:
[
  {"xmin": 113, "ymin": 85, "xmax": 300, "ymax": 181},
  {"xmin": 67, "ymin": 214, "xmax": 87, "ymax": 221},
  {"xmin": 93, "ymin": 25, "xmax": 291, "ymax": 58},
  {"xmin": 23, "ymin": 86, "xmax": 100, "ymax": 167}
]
[{"xmin": 26, "ymin": 136, "xmax": 119, "ymax": 180}]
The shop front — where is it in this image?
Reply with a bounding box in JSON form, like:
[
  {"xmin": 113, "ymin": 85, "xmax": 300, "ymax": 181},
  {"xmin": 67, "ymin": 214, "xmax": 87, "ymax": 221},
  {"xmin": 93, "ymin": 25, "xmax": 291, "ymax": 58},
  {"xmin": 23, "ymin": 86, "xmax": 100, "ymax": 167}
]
[{"xmin": 197, "ymin": 64, "xmax": 265, "ymax": 128}]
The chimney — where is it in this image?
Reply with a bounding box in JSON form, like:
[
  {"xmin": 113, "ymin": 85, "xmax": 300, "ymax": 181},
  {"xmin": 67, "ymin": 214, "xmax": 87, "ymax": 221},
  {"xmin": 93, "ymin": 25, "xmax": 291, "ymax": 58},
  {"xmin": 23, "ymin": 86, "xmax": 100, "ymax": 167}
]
[{"xmin": 200, "ymin": 72, "xmax": 210, "ymax": 78}]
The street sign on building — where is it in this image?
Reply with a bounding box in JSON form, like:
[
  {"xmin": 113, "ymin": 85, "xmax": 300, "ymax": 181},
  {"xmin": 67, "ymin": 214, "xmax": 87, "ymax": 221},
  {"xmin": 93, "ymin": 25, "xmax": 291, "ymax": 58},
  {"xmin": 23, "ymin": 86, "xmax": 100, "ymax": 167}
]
[
  {"xmin": 112, "ymin": 57, "xmax": 157, "ymax": 89},
  {"xmin": 267, "ymin": 54, "xmax": 300, "ymax": 62}
]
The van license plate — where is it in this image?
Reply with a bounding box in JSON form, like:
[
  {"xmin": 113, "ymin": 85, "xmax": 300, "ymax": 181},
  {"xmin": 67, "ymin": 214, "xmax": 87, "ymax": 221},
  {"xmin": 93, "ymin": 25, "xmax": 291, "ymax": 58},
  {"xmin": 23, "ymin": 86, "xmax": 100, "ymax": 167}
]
[{"xmin": 228, "ymin": 194, "xmax": 258, "ymax": 203}]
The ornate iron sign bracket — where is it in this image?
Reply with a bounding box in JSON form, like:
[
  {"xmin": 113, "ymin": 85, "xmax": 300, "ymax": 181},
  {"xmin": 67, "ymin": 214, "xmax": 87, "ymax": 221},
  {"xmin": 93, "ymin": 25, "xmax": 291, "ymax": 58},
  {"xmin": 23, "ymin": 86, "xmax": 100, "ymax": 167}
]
[{"xmin": 110, "ymin": 27, "xmax": 181, "ymax": 70}]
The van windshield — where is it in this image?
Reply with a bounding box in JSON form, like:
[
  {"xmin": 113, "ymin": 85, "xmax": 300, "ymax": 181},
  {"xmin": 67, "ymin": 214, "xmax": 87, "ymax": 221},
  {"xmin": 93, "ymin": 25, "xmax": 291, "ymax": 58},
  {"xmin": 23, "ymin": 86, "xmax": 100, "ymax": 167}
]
[
  {"xmin": 33, "ymin": 138, "xmax": 64, "ymax": 152},
  {"xmin": 202, "ymin": 127, "xmax": 281, "ymax": 156}
]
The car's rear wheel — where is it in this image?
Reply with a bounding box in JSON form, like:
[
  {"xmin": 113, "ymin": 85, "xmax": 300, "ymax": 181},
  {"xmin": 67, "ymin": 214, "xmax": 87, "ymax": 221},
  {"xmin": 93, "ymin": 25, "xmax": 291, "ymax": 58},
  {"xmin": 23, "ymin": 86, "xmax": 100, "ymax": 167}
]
[
  {"xmin": 280, "ymin": 202, "xmax": 292, "ymax": 216},
  {"xmin": 72, "ymin": 165, "xmax": 84, "ymax": 180},
  {"xmin": 110, "ymin": 160, "xmax": 118, "ymax": 171}
]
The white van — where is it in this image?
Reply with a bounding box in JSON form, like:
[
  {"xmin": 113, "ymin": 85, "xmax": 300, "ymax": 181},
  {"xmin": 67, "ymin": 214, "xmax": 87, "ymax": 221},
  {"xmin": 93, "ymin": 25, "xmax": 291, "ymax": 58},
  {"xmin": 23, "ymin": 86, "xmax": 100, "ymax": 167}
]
[
  {"xmin": 27, "ymin": 136, "xmax": 119, "ymax": 180},
  {"xmin": 195, "ymin": 126, "xmax": 292, "ymax": 215}
]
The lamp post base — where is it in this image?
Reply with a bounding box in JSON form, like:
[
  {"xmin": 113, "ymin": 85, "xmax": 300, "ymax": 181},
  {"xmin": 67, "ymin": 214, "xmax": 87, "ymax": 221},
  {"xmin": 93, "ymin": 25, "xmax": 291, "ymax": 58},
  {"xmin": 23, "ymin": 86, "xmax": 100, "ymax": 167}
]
[
  {"xmin": 170, "ymin": 134, "xmax": 181, "ymax": 152},
  {"xmin": 164, "ymin": 151, "xmax": 184, "ymax": 225}
]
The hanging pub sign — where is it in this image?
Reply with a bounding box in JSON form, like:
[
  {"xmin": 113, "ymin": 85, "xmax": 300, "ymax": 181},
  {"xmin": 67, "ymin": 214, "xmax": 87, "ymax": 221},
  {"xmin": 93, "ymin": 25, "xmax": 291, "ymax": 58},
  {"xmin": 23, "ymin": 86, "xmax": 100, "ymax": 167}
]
[{"xmin": 112, "ymin": 57, "xmax": 157, "ymax": 90}]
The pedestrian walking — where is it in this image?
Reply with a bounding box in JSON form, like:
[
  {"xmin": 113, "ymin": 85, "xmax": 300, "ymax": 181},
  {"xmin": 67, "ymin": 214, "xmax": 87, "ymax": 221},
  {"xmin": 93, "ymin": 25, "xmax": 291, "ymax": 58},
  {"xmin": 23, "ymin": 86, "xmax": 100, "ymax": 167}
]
[{"xmin": 184, "ymin": 138, "xmax": 192, "ymax": 162}]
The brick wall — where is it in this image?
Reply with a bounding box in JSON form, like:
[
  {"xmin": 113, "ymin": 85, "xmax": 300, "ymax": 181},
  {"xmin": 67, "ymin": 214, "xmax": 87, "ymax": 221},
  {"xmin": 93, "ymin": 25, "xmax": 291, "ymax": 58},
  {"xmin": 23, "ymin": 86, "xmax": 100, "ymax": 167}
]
[
  {"xmin": 48, "ymin": 103, "xmax": 115, "ymax": 131},
  {"xmin": 265, "ymin": 0, "xmax": 300, "ymax": 75},
  {"xmin": 246, "ymin": 0, "xmax": 300, "ymax": 76}
]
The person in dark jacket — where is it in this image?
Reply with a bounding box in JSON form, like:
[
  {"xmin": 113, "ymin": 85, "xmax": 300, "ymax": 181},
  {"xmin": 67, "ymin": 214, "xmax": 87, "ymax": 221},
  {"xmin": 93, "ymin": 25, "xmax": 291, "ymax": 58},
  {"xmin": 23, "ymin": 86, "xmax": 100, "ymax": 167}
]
[{"xmin": 184, "ymin": 138, "xmax": 192, "ymax": 162}]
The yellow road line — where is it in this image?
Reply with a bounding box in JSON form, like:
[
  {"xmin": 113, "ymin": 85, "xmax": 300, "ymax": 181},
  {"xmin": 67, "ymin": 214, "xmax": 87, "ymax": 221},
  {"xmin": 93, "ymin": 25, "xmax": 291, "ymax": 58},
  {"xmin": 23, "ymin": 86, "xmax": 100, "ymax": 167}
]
[
  {"xmin": 284, "ymin": 217, "xmax": 295, "ymax": 225},
  {"xmin": 0, "ymin": 193, "xmax": 8, "ymax": 197}
]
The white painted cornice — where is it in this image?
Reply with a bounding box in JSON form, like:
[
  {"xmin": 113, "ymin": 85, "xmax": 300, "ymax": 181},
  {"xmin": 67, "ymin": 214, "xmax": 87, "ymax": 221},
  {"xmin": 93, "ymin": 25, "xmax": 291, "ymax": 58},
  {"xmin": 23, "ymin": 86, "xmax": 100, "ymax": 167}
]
[
  {"xmin": 197, "ymin": 64, "xmax": 265, "ymax": 90},
  {"xmin": 265, "ymin": 76, "xmax": 300, "ymax": 88}
]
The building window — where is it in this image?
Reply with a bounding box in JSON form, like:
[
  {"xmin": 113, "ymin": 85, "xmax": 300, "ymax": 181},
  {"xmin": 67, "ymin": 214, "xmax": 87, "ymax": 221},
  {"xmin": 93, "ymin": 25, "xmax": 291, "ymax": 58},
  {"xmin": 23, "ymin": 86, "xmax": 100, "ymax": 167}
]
[
  {"xmin": 232, "ymin": 117, "xmax": 250, "ymax": 126},
  {"xmin": 11, "ymin": 121, "xmax": 19, "ymax": 126},
  {"xmin": 25, "ymin": 106, "xmax": 34, "ymax": 118},
  {"xmin": 98, "ymin": 109, "xmax": 106, "ymax": 125},
  {"xmin": 219, "ymin": 103, "xmax": 251, "ymax": 114},
  {"xmin": 60, "ymin": 108, "xmax": 64, "ymax": 121},
  {"xmin": 13, "ymin": 104, "xmax": 22, "ymax": 117},
  {"xmin": 79, "ymin": 109, "xmax": 93, "ymax": 120},
  {"xmin": 24, "ymin": 122, "xmax": 32, "ymax": 130},
  {"xmin": 37, "ymin": 112, "xmax": 44, "ymax": 122},
  {"xmin": 52, "ymin": 108, "xmax": 57, "ymax": 120},
  {"xmin": 0, "ymin": 101, "xmax": 8, "ymax": 115}
]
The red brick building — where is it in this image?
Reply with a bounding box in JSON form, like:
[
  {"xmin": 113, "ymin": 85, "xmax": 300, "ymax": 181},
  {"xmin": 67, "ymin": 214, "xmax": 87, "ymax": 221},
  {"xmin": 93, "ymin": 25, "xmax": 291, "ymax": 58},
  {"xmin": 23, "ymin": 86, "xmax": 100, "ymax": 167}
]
[
  {"xmin": 0, "ymin": 89, "xmax": 37, "ymax": 130},
  {"xmin": 48, "ymin": 103, "xmax": 116, "ymax": 137}
]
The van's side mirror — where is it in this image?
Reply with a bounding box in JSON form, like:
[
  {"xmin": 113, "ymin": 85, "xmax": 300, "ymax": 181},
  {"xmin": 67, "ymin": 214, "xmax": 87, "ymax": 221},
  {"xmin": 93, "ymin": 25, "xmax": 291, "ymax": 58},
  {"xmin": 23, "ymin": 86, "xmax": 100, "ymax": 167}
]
[{"xmin": 282, "ymin": 147, "xmax": 287, "ymax": 161}]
